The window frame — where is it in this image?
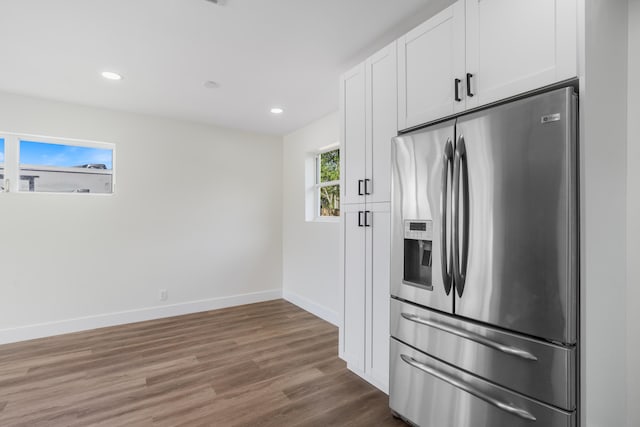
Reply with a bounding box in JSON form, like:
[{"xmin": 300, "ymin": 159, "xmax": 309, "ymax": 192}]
[
  {"xmin": 0, "ymin": 131, "xmax": 116, "ymax": 196},
  {"xmin": 314, "ymin": 144, "xmax": 340, "ymax": 221},
  {"xmin": 0, "ymin": 137, "xmax": 5, "ymax": 192}
]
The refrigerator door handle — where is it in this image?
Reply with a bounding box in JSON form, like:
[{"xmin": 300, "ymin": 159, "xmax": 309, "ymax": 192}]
[
  {"xmin": 441, "ymin": 139, "xmax": 454, "ymax": 295},
  {"xmin": 453, "ymin": 134, "xmax": 470, "ymax": 297},
  {"xmin": 400, "ymin": 313, "xmax": 538, "ymax": 361},
  {"xmin": 400, "ymin": 354, "xmax": 537, "ymax": 421}
]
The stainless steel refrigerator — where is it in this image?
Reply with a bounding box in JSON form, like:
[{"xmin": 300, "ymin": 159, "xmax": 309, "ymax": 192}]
[{"xmin": 389, "ymin": 87, "xmax": 578, "ymax": 427}]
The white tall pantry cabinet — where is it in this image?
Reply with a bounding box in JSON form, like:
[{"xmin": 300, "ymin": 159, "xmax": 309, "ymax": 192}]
[{"xmin": 339, "ymin": 42, "xmax": 396, "ymax": 392}]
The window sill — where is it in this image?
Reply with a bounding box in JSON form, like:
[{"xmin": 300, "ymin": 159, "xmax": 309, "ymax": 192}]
[
  {"xmin": 2, "ymin": 190, "xmax": 114, "ymax": 196},
  {"xmin": 309, "ymin": 216, "xmax": 340, "ymax": 224}
]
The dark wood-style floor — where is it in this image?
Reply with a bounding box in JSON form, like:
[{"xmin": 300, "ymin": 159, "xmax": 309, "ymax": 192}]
[{"xmin": 0, "ymin": 299, "xmax": 405, "ymax": 426}]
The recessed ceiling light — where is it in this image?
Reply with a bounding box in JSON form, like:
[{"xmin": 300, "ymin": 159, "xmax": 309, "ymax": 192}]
[
  {"xmin": 101, "ymin": 71, "xmax": 122, "ymax": 81},
  {"xmin": 270, "ymin": 107, "xmax": 284, "ymax": 114},
  {"xmin": 204, "ymin": 80, "xmax": 220, "ymax": 89}
]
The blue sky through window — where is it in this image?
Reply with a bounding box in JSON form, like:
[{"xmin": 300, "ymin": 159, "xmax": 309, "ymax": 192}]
[
  {"xmin": 20, "ymin": 140, "xmax": 113, "ymax": 169},
  {"xmin": 0, "ymin": 138, "xmax": 4, "ymax": 165}
]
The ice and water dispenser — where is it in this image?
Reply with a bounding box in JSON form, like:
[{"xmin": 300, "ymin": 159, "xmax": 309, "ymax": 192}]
[{"xmin": 403, "ymin": 220, "xmax": 434, "ymax": 290}]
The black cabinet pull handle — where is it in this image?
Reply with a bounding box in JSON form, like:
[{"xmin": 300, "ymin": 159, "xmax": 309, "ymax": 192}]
[
  {"xmin": 364, "ymin": 210, "xmax": 371, "ymax": 227},
  {"xmin": 454, "ymin": 78, "xmax": 462, "ymax": 102},
  {"xmin": 358, "ymin": 211, "xmax": 364, "ymax": 227},
  {"xmin": 358, "ymin": 180, "xmax": 364, "ymax": 196},
  {"xmin": 364, "ymin": 179, "xmax": 371, "ymax": 195},
  {"xmin": 466, "ymin": 73, "xmax": 474, "ymax": 97}
]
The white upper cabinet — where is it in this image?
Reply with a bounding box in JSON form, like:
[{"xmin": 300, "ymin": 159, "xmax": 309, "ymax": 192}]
[
  {"xmin": 397, "ymin": 0, "xmax": 578, "ymax": 130},
  {"xmin": 341, "ymin": 42, "xmax": 397, "ymax": 205},
  {"xmin": 341, "ymin": 64, "xmax": 366, "ymax": 205},
  {"xmin": 398, "ymin": 2, "xmax": 466, "ymax": 130},
  {"xmin": 366, "ymin": 43, "xmax": 397, "ymax": 204},
  {"xmin": 465, "ymin": 0, "xmax": 577, "ymax": 109}
]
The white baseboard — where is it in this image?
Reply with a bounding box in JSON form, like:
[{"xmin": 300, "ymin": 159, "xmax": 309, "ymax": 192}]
[
  {"xmin": 282, "ymin": 290, "xmax": 339, "ymax": 326},
  {"xmin": 0, "ymin": 289, "xmax": 282, "ymax": 345}
]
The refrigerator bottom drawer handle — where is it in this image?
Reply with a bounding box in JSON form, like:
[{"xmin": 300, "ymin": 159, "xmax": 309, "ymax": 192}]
[
  {"xmin": 400, "ymin": 354, "xmax": 537, "ymax": 422},
  {"xmin": 400, "ymin": 313, "xmax": 538, "ymax": 361}
]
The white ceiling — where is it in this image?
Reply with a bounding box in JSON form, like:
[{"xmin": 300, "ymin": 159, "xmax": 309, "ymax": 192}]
[{"xmin": 0, "ymin": 0, "xmax": 452, "ymax": 135}]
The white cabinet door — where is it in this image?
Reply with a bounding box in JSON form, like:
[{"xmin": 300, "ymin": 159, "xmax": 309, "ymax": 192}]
[
  {"xmin": 342, "ymin": 204, "xmax": 367, "ymax": 372},
  {"xmin": 397, "ymin": 1, "xmax": 465, "ymax": 130},
  {"xmin": 365, "ymin": 204, "xmax": 391, "ymax": 391},
  {"xmin": 366, "ymin": 42, "xmax": 397, "ymax": 204},
  {"xmin": 341, "ymin": 64, "xmax": 366, "ymax": 205},
  {"xmin": 465, "ymin": 0, "xmax": 577, "ymax": 109}
]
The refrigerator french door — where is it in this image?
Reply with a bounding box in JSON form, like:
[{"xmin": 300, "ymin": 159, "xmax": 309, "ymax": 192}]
[
  {"xmin": 389, "ymin": 87, "xmax": 578, "ymax": 427},
  {"xmin": 390, "ymin": 118, "xmax": 456, "ymax": 314}
]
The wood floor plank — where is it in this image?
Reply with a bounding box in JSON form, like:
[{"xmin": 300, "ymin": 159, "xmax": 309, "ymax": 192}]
[{"xmin": 0, "ymin": 299, "xmax": 404, "ymax": 426}]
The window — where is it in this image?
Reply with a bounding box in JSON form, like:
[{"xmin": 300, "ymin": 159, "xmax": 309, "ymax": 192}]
[
  {"xmin": 19, "ymin": 140, "xmax": 113, "ymax": 193},
  {"xmin": 0, "ymin": 133, "xmax": 115, "ymax": 194},
  {"xmin": 0, "ymin": 138, "xmax": 5, "ymax": 191},
  {"xmin": 315, "ymin": 147, "xmax": 340, "ymax": 217}
]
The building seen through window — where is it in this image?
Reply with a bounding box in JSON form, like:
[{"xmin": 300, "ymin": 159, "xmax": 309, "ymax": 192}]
[{"xmin": 18, "ymin": 140, "xmax": 114, "ymax": 194}]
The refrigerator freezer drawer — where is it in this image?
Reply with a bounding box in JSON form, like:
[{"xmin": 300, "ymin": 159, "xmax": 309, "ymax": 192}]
[
  {"xmin": 390, "ymin": 298, "xmax": 576, "ymax": 410},
  {"xmin": 390, "ymin": 338, "xmax": 576, "ymax": 427}
]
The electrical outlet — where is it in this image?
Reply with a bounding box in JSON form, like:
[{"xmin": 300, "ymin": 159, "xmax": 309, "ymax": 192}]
[{"xmin": 159, "ymin": 289, "xmax": 168, "ymax": 301}]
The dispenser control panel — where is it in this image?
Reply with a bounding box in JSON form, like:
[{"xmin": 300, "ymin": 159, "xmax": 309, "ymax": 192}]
[{"xmin": 404, "ymin": 220, "xmax": 433, "ymax": 241}]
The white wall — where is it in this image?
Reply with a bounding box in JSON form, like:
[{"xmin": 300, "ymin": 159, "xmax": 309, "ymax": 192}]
[
  {"xmin": 282, "ymin": 112, "xmax": 340, "ymax": 325},
  {"xmin": 628, "ymin": 2, "xmax": 640, "ymax": 426},
  {"xmin": 0, "ymin": 91, "xmax": 283, "ymax": 343},
  {"xmin": 581, "ymin": 1, "xmax": 629, "ymax": 426}
]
